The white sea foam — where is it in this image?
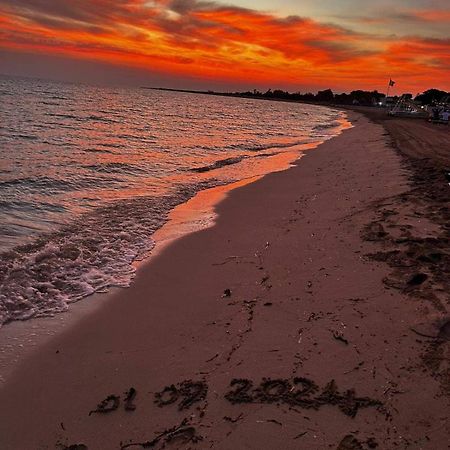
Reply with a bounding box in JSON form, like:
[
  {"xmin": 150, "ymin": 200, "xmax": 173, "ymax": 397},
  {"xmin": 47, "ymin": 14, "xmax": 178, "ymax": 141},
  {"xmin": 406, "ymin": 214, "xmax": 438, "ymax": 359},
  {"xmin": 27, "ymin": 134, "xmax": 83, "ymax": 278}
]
[{"xmin": 0, "ymin": 181, "xmax": 223, "ymax": 325}]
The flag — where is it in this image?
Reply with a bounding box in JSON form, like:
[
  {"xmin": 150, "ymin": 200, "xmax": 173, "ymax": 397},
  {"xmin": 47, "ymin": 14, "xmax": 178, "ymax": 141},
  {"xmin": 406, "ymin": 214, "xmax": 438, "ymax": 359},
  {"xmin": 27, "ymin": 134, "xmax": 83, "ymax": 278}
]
[{"xmin": 389, "ymin": 79, "xmax": 395, "ymax": 87}]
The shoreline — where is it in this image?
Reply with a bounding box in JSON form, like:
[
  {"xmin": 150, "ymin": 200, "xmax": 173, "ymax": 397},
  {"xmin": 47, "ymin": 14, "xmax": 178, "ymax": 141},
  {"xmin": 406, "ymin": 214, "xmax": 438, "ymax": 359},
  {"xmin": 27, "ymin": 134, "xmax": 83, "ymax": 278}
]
[
  {"xmin": 0, "ymin": 115, "xmax": 351, "ymax": 385},
  {"xmin": 0, "ymin": 112, "xmax": 449, "ymax": 449},
  {"xmin": 0, "ymin": 103, "xmax": 348, "ymax": 324}
]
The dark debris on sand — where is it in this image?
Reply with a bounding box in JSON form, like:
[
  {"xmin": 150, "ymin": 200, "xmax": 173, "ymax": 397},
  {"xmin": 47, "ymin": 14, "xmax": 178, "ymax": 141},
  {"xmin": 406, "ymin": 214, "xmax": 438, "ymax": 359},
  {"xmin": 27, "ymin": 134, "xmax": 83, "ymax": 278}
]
[
  {"xmin": 336, "ymin": 434, "xmax": 379, "ymax": 450},
  {"xmin": 120, "ymin": 418, "xmax": 202, "ymax": 449},
  {"xmin": 337, "ymin": 435, "xmax": 363, "ymax": 450},
  {"xmin": 356, "ymin": 109, "xmax": 450, "ymax": 394},
  {"xmin": 62, "ymin": 445, "xmax": 88, "ymax": 450},
  {"xmin": 361, "ymin": 162, "xmax": 450, "ymax": 391}
]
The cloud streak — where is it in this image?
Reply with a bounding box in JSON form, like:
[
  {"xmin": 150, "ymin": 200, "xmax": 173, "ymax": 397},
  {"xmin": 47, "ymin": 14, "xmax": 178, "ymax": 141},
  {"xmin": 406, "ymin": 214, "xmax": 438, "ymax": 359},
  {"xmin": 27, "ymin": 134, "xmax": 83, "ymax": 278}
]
[{"xmin": 0, "ymin": 0, "xmax": 448, "ymax": 91}]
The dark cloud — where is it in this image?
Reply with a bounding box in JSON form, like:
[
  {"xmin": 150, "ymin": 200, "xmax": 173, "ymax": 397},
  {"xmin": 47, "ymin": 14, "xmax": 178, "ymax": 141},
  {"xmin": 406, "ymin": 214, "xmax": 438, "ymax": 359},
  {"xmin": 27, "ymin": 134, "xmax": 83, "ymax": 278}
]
[
  {"xmin": 1, "ymin": 0, "xmax": 100, "ymax": 23},
  {"xmin": 305, "ymin": 40, "xmax": 378, "ymax": 62},
  {"xmin": 168, "ymin": 0, "xmax": 216, "ymax": 14}
]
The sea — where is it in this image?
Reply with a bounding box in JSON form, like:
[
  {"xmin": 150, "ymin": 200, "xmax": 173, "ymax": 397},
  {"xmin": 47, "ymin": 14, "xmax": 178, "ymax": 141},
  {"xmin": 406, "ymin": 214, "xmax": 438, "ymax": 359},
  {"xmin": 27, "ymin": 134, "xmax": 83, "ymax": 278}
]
[{"xmin": 0, "ymin": 75, "xmax": 349, "ymax": 326}]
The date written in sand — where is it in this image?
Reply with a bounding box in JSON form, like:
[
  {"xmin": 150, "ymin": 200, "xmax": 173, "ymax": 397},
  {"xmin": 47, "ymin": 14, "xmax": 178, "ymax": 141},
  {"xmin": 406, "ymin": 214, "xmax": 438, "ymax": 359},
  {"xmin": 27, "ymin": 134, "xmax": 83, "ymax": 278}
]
[
  {"xmin": 89, "ymin": 377, "xmax": 382, "ymax": 418},
  {"xmin": 60, "ymin": 378, "xmax": 383, "ymax": 449}
]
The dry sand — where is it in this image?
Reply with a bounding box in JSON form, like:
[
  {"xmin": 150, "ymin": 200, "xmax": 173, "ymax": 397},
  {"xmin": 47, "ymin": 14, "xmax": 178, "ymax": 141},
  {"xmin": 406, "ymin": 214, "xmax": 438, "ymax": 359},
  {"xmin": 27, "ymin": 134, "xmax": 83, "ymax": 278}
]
[{"xmin": 0, "ymin": 111, "xmax": 449, "ymax": 450}]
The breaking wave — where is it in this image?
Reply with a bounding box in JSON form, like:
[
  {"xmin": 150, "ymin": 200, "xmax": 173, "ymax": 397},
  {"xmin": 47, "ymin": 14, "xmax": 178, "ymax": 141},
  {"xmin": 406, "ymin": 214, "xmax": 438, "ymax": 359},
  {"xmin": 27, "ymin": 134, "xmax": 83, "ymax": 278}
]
[{"xmin": 0, "ymin": 180, "xmax": 222, "ymax": 325}]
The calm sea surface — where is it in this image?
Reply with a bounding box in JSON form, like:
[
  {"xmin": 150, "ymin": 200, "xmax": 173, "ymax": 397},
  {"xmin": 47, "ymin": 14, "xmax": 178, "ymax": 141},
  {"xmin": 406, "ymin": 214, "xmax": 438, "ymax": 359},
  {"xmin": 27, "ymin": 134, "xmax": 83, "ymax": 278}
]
[{"xmin": 0, "ymin": 75, "xmax": 348, "ymax": 325}]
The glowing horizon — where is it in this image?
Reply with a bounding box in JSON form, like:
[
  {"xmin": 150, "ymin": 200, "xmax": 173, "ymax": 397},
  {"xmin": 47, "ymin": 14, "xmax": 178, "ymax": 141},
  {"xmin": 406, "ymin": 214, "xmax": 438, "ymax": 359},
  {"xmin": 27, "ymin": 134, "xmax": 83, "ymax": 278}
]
[{"xmin": 0, "ymin": 0, "xmax": 449, "ymax": 93}]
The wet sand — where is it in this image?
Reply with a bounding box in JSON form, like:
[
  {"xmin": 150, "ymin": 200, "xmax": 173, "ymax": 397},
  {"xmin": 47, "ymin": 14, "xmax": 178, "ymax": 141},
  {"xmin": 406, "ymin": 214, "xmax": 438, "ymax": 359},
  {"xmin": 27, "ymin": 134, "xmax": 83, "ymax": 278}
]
[{"xmin": 0, "ymin": 111, "xmax": 449, "ymax": 449}]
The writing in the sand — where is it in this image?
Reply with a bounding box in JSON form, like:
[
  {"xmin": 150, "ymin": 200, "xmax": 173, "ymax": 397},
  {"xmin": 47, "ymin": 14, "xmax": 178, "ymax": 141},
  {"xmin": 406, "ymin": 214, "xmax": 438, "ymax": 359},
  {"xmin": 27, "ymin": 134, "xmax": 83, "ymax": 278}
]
[
  {"xmin": 89, "ymin": 376, "xmax": 382, "ymax": 418},
  {"xmin": 62, "ymin": 378, "xmax": 383, "ymax": 449}
]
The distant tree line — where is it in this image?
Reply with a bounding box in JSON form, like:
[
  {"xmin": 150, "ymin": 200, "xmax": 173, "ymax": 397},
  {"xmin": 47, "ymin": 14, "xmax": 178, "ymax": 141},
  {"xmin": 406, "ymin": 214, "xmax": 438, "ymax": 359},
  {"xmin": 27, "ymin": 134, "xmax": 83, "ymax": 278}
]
[
  {"xmin": 414, "ymin": 89, "xmax": 450, "ymax": 105},
  {"xmin": 224, "ymin": 88, "xmax": 450, "ymax": 106}
]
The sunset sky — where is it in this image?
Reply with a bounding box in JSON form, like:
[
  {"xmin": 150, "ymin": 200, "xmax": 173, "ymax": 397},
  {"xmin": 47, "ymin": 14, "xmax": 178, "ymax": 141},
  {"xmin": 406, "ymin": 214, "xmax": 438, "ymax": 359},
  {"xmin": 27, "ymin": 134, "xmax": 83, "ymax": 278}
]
[{"xmin": 0, "ymin": 0, "xmax": 449, "ymax": 93}]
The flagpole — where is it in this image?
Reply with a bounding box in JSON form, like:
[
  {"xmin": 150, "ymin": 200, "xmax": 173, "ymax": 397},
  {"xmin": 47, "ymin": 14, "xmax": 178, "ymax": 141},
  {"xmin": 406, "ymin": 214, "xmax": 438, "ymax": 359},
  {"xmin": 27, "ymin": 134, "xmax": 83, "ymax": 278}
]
[{"xmin": 386, "ymin": 77, "xmax": 391, "ymax": 98}]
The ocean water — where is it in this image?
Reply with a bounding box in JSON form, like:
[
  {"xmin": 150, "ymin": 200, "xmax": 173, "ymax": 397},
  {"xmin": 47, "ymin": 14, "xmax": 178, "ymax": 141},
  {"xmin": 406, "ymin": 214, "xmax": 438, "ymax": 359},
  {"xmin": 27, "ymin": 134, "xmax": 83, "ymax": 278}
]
[{"xmin": 0, "ymin": 75, "xmax": 348, "ymax": 326}]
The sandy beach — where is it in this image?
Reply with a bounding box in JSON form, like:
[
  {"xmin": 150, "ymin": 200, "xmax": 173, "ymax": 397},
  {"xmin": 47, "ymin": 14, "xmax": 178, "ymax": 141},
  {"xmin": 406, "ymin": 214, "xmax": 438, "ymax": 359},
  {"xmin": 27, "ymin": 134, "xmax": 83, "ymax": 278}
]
[{"xmin": 0, "ymin": 110, "xmax": 449, "ymax": 449}]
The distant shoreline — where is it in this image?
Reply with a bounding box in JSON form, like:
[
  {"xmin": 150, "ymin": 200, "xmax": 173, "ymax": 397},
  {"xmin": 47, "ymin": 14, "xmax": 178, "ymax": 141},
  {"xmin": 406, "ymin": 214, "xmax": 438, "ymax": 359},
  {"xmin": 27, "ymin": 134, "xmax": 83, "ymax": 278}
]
[
  {"xmin": 143, "ymin": 85, "xmax": 450, "ymax": 111},
  {"xmin": 141, "ymin": 86, "xmax": 332, "ymax": 106}
]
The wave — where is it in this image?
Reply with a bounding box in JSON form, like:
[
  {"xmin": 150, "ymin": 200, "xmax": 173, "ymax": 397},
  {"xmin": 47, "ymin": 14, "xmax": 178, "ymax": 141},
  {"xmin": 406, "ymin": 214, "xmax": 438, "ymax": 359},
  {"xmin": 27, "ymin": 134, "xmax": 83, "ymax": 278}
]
[
  {"xmin": 191, "ymin": 156, "xmax": 247, "ymax": 173},
  {"xmin": 0, "ymin": 180, "xmax": 222, "ymax": 326},
  {"xmin": 45, "ymin": 113, "xmax": 78, "ymax": 120},
  {"xmin": 83, "ymin": 162, "xmax": 147, "ymax": 175},
  {"xmin": 228, "ymin": 139, "xmax": 309, "ymax": 153},
  {"xmin": 0, "ymin": 199, "xmax": 59, "ymax": 210},
  {"xmin": 0, "ymin": 175, "xmax": 120, "ymax": 192},
  {"xmin": 5, "ymin": 134, "xmax": 38, "ymax": 140},
  {"xmin": 190, "ymin": 152, "xmax": 280, "ymax": 173},
  {"xmin": 0, "ymin": 199, "xmax": 32, "ymax": 210},
  {"xmin": 0, "ymin": 176, "xmax": 71, "ymax": 190},
  {"xmin": 313, "ymin": 120, "xmax": 341, "ymax": 131}
]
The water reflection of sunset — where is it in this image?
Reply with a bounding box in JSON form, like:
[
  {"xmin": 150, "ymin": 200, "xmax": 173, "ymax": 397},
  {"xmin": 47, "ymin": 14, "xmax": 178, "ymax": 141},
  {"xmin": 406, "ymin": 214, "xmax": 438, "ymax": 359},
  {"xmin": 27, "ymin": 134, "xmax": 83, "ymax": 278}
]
[{"xmin": 0, "ymin": 79, "xmax": 345, "ymax": 251}]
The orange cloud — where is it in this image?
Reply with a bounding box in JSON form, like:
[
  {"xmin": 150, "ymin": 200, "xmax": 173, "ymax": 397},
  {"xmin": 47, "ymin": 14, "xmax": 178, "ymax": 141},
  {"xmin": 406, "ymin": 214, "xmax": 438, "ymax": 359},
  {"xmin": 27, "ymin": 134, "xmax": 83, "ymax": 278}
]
[{"xmin": 0, "ymin": 0, "xmax": 448, "ymax": 92}]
